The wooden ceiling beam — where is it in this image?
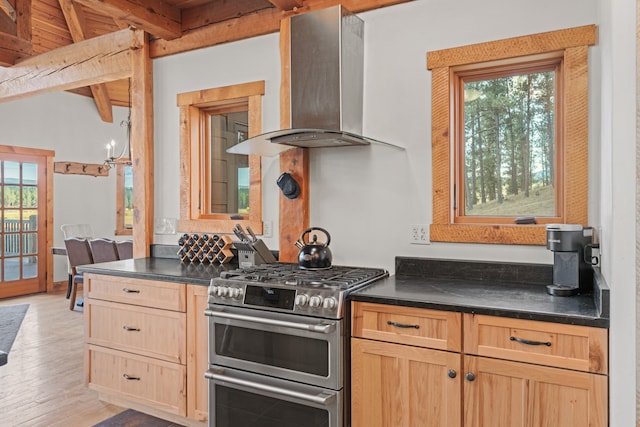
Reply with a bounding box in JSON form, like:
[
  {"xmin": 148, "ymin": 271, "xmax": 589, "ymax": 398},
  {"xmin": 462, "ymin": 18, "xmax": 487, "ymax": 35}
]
[
  {"xmin": 0, "ymin": 0, "xmax": 30, "ymax": 66},
  {"xmin": 267, "ymin": 0, "xmax": 304, "ymax": 11},
  {"xmin": 0, "ymin": 0, "xmax": 16, "ymax": 22},
  {"xmin": 15, "ymin": 0, "xmax": 30, "ymax": 41},
  {"xmin": 151, "ymin": 0, "xmax": 412, "ymax": 58},
  {"xmin": 0, "ymin": 28, "xmax": 140, "ymax": 103},
  {"xmin": 0, "ymin": 31, "xmax": 30, "ymax": 66},
  {"xmin": 151, "ymin": 6, "xmax": 281, "ymax": 58},
  {"xmin": 58, "ymin": 0, "xmax": 114, "ymax": 122},
  {"xmin": 72, "ymin": 0, "xmax": 181, "ymax": 40}
]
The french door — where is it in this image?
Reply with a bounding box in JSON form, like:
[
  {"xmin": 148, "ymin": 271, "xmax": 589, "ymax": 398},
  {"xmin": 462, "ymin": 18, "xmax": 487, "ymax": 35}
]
[{"xmin": 0, "ymin": 147, "xmax": 51, "ymax": 299}]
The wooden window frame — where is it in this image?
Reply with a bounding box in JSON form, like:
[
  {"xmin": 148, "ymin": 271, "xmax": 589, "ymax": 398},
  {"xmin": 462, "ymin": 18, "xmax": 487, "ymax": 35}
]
[
  {"xmin": 177, "ymin": 81, "xmax": 264, "ymax": 234},
  {"xmin": 427, "ymin": 25, "xmax": 596, "ymax": 245}
]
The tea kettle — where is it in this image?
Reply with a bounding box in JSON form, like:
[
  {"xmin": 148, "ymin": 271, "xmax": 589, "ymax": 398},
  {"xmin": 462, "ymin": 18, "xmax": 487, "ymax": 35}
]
[{"xmin": 294, "ymin": 227, "xmax": 333, "ymax": 269}]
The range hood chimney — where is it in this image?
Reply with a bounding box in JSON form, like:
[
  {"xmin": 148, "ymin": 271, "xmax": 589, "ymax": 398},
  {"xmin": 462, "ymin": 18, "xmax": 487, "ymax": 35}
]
[{"xmin": 227, "ymin": 5, "xmax": 403, "ymax": 156}]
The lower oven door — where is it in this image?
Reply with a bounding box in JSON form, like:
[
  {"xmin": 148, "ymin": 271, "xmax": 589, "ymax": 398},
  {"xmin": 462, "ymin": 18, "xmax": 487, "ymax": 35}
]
[
  {"xmin": 205, "ymin": 305, "xmax": 343, "ymax": 390},
  {"xmin": 207, "ymin": 366, "xmax": 341, "ymax": 427}
]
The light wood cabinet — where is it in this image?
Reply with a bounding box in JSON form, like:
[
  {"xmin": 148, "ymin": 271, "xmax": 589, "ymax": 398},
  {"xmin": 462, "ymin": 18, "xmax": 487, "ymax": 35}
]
[
  {"xmin": 351, "ymin": 337, "xmax": 462, "ymax": 427},
  {"xmin": 463, "ymin": 354, "xmax": 608, "ymax": 427},
  {"xmin": 186, "ymin": 284, "xmax": 209, "ymax": 422},
  {"xmin": 351, "ymin": 301, "xmax": 608, "ymax": 427},
  {"xmin": 84, "ymin": 274, "xmax": 208, "ymax": 426}
]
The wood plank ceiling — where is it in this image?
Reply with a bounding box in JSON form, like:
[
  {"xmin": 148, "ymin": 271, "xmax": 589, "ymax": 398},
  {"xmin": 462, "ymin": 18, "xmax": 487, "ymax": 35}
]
[{"xmin": 0, "ymin": 0, "xmax": 409, "ymax": 121}]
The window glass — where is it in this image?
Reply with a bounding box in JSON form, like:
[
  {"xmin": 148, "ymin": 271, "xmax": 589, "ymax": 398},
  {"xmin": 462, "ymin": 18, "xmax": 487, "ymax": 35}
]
[
  {"xmin": 207, "ymin": 110, "xmax": 249, "ymax": 215},
  {"xmin": 460, "ymin": 68, "xmax": 556, "ymax": 218},
  {"xmin": 123, "ymin": 166, "xmax": 133, "ymax": 228}
]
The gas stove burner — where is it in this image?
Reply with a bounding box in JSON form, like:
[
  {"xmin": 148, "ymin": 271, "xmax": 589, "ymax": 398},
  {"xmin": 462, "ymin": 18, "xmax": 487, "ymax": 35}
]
[
  {"xmin": 219, "ymin": 262, "xmax": 386, "ymax": 288},
  {"xmin": 210, "ymin": 262, "xmax": 388, "ymax": 319}
]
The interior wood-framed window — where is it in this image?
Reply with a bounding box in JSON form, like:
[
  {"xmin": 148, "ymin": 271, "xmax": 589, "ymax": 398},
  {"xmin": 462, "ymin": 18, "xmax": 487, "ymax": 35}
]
[
  {"xmin": 177, "ymin": 81, "xmax": 264, "ymax": 234},
  {"xmin": 115, "ymin": 163, "xmax": 133, "ymax": 236},
  {"xmin": 427, "ymin": 25, "xmax": 596, "ymax": 245}
]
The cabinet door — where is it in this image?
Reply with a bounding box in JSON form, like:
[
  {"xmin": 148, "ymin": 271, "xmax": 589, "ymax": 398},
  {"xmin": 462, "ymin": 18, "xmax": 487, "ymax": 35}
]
[
  {"xmin": 351, "ymin": 337, "xmax": 462, "ymax": 427},
  {"xmin": 186, "ymin": 285, "xmax": 209, "ymax": 422},
  {"xmin": 463, "ymin": 355, "xmax": 608, "ymax": 427}
]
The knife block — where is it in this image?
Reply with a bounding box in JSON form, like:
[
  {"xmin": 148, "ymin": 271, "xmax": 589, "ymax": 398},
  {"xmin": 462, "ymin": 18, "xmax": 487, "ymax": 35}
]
[{"xmin": 234, "ymin": 240, "xmax": 277, "ymax": 268}]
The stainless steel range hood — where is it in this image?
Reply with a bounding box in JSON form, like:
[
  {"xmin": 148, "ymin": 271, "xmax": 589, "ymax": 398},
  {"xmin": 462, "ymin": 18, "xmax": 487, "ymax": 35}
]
[{"xmin": 227, "ymin": 5, "xmax": 403, "ymax": 156}]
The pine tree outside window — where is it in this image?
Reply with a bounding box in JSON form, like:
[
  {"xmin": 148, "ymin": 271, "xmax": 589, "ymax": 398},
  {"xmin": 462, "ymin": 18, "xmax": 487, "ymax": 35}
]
[{"xmin": 454, "ymin": 55, "xmax": 561, "ymax": 223}]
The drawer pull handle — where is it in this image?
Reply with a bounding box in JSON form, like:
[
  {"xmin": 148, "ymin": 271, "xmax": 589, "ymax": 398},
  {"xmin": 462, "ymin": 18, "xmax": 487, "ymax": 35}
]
[
  {"xmin": 510, "ymin": 336, "xmax": 551, "ymax": 346},
  {"xmin": 122, "ymin": 288, "xmax": 140, "ymax": 293},
  {"xmin": 122, "ymin": 326, "xmax": 140, "ymax": 332},
  {"xmin": 122, "ymin": 374, "xmax": 140, "ymax": 381},
  {"xmin": 387, "ymin": 320, "xmax": 420, "ymax": 329}
]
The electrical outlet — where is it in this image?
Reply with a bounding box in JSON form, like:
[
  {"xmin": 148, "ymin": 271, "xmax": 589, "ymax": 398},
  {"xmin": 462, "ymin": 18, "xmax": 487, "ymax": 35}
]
[
  {"xmin": 409, "ymin": 224, "xmax": 430, "ymax": 245},
  {"xmin": 262, "ymin": 220, "xmax": 273, "ymax": 238}
]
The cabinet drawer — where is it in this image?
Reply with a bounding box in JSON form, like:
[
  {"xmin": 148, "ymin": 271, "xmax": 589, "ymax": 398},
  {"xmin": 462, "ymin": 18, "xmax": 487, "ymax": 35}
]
[
  {"xmin": 85, "ymin": 274, "xmax": 186, "ymax": 312},
  {"xmin": 87, "ymin": 345, "xmax": 187, "ymax": 416},
  {"xmin": 86, "ymin": 299, "xmax": 186, "ymax": 364},
  {"xmin": 352, "ymin": 302, "xmax": 462, "ymax": 351},
  {"xmin": 464, "ymin": 314, "xmax": 608, "ymax": 374}
]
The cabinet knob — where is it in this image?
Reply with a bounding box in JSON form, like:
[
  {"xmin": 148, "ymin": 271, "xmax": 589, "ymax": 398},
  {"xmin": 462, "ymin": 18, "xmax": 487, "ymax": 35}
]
[
  {"xmin": 465, "ymin": 372, "xmax": 476, "ymax": 382},
  {"xmin": 447, "ymin": 369, "xmax": 457, "ymax": 379}
]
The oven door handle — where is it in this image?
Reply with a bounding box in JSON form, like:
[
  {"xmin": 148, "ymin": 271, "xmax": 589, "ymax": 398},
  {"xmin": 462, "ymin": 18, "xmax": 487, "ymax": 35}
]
[
  {"xmin": 206, "ymin": 370, "xmax": 336, "ymax": 406},
  {"xmin": 204, "ymin": 308, "xmax": 335, "ymax": 334}
]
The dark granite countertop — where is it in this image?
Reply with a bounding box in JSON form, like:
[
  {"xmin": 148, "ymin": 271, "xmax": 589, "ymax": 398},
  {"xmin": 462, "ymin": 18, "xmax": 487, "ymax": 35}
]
[
  {"xmin": 77, "ymin": 255, "xmax": 609, "ymax": 329},
  {"xmin": 350, "ymin": 257, "xmax": 609, "ymax": 328},
  {"xmin": 77, "ymin": 257, "xmax": 232, "ymax": 286}
]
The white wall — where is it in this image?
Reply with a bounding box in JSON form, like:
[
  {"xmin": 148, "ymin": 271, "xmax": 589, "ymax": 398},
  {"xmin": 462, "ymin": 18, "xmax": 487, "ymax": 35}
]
[
  {"xmin": 152, "ymin": 34, "xmax": 282, "ymax": 251},
  {"xmin": 597, "ymin": 0, "xmax": 637, "ymax": 425},
  {"xmin": 0, "ymin": 92, "xmax": 128, "ymax": 281}
]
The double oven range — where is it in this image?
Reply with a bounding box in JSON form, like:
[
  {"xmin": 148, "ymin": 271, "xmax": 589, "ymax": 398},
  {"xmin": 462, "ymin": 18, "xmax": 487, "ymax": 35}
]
[{"xmin": 205, "ymin": 262, "xmax": 387, "ymax": 427}]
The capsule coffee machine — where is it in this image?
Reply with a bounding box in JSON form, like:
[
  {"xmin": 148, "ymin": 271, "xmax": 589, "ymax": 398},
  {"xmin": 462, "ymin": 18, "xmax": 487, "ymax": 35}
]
[{"xmin": 546, "ymin": 224, "xmax": 596, "ymax": 296}]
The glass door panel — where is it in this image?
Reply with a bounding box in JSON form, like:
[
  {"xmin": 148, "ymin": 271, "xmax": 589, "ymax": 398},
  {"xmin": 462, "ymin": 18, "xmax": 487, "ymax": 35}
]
[{"xmin": 0, "ymin": 153, "xmax": 47, "ymax": 298}]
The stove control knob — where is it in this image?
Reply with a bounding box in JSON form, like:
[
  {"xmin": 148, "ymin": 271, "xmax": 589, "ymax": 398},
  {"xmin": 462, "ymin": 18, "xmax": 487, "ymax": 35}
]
[
  {"xmin": 210, "ymin": 285, "xmax": 219, "ymax": 296},
  {"xmin": 309, "ymin": 295, "xmax": 323, "ymax": 308},
  {"xmin": 322, "ymin": 297, "xmax": 337, "ymax": 310},
  {"xmin": 295, "ymin": 294, "xmax": 309, "ymax": 306},
  {"xmin": 229, "ymin": 287, "xmax": 243, "ymax": 299},
  {"xmin": 216, "ymin": 286, "xmax": 228, "ymax": 297}
]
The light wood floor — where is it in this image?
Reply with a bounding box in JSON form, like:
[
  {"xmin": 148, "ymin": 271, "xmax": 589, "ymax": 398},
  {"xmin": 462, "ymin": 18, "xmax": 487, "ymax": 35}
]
[{"xmin": 0, "ymin": 291, "xmax": 125, "ymax": 427}]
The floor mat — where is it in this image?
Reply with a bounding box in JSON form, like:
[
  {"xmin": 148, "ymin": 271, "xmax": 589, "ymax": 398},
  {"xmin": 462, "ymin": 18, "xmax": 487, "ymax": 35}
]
[
  {"xmin": 92, "ymin": 409, "xmax": 185, "ymax": 427},
  {"xmin": 0, "ymin": 303, "xmax": 29, "ymax": 365}
]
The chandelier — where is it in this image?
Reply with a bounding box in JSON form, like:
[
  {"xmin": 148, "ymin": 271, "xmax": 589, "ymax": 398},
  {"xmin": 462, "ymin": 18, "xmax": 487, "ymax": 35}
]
[{"xmin": 105, "ymin": 79, "xmax": 133, "ymax": 169}]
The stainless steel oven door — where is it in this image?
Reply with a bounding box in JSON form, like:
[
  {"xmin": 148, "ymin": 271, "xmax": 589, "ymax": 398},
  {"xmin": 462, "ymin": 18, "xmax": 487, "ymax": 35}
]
[
  {"xmin": 207, "ymin": 366, "xmax": 341, "ymax": 427},
  {"xmin": 205, "ymin": 305, "xmax": 343, "ymax": 390}
]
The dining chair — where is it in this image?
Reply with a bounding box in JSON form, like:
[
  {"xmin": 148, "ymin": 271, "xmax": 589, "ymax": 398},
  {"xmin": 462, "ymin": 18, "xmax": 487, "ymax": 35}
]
[
  {"xmin": 61, "ymin": 224, "xmax": 94, "ymax": 299},
  {"xmin": 116, "ymin": 240, "xmax": 133, "ymax": 260},
  {"xmin": 89, "ymin": 238, "xmax": 119, "ymax": 263},
  {"xmin": 63, "ymin": 238, "xmax": 94, "ymax": 311}
]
